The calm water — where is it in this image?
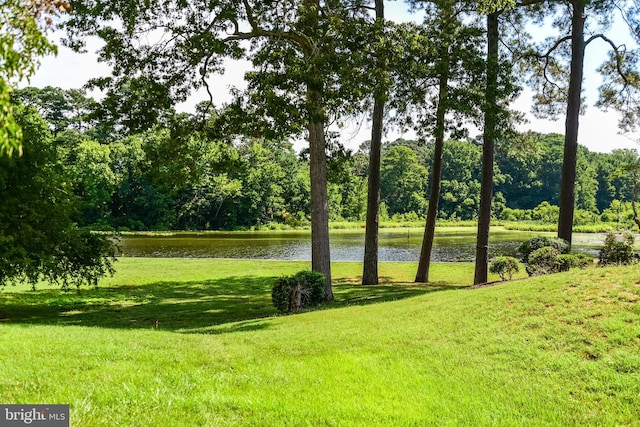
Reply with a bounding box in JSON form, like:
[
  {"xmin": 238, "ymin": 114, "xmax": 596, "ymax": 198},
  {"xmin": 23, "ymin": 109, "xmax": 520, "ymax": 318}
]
[{"xmin": 115, "ymin": 229, "xmax": 605, "ymax": 262}]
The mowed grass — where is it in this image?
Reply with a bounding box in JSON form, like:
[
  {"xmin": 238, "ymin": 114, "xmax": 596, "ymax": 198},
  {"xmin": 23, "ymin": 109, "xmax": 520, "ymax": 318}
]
[{"xmin": 0, "ymin": 259, "xmax": 639, "ymax": 426}]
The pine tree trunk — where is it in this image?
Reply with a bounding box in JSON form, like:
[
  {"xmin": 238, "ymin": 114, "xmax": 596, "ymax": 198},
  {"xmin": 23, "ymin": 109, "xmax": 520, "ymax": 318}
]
[
  {"xmin": 362, "ymin": 0, "xmax": 385, "ymax": 286},
  {"xmin": 362, "ymin": 99, "xmax": 383, "ymax": 285},
  {"xmin": 301, "ymin": 0, "xmax": 332, "ymax": 300},
  {"xmin": 415, "ymin": 60, "xmax": 449, "ymax": 283},
  {"xmin": 474, "ymin": 12, "xmax": 499, "ymax": 285},
  {"xmin": 307, "ymin": 89, "xmax": 333, "ymax": 300},
  {"xmin": 558, "ymin": 0, "xmax": 585, "ymax": 246}
]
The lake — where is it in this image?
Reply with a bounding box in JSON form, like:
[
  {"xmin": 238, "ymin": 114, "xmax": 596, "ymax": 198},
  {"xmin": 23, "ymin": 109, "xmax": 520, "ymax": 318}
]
[{"xmin": 115, "ymin": 228, "xmax": 606, "ymax": 262}]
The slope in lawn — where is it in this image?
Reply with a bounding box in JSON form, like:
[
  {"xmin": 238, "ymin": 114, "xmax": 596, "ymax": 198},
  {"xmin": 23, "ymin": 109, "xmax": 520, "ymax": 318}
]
[{"xmin": 0, "ymin": 260, "xmax": 638, "ymax": 425}]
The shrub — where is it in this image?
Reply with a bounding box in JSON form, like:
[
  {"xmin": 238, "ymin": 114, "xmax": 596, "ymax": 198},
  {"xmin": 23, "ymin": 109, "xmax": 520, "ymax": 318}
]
[
  {"xmin": 555, "ymin": 254, "xmax": 575, "ymax": 273},
  {"xmin": 500, "ymin": 207, "xmax": 530, "ymax": 222},
  {"xmin": 489, "ymin": 256, "xmax": 520, "ymax": 281},
  {"xmin": 379, "ymin": 202, "xmax": 390, "ymax": 221},
  {"xmin": 518, "ymin": 236, "xmax": 569, "ymax": 263},
  {"xmin": 599, "ymin": 231, "xmax": 636, "ymax": 267},
  {"xmin": 531, "ymin": 202, "xmax": 559, "ymax": 223},
  {"xmin": 271, "ymin": 276, "xmax": 295, "ymax": 312},
  {"xmin": 573, "ymin": 209, "xmax": 601, "ymax": 226},
  {"xmin": 292, "ymin": 270, "xmax": 326, "ymax": 305},
  {"xmin": 284, "ymin": 211, "xmax": 310, "ymax": 228},
  {"xmin": 526, "ymin": 246, "xmax": 562, "ymax": 276},
  {"xmin": 390, "ymin": 211, "xmax": 421, "ymax": 223},
  {"xmin": 565, "ymin": 253, "xmax": 593, "ymax": 269},
  {"xmin": 525, "ymin": 248, "xmax": 593, "ymax": 277},
  {"xmin": 271, "ymin": 270, "xmax": 326, "ymax": 313}
]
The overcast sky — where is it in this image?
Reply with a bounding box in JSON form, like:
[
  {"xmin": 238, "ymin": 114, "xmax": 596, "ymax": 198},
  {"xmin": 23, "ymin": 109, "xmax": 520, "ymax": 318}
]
[{"xmin": 26, "ymin": 4, "xmax": 640, "ymax": 154}]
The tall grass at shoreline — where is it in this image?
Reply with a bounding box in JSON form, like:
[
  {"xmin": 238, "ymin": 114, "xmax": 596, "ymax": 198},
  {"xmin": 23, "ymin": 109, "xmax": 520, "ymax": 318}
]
[{"xmin": 116, "ymin": 220, "xmax": 630, "ymax": 233}]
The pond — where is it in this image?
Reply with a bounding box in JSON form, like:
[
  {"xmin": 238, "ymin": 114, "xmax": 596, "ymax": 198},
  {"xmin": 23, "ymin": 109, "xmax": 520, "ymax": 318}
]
[{"xmin": 115, "ymin": 228, "xmax": 606, "ymax": 262}]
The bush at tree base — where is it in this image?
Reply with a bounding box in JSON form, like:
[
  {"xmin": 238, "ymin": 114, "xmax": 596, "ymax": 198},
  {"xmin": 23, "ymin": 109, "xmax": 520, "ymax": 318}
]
[
  {"xmin": 599, "ymin": 231, "xmax": 636, "ymax": 267},
  {"xmin": 489, "ymin": 256, "xmax": 520, "ymax": 281},
  {"xmin": 272, "ymin": 270, "xmax": 326, "ymax": 313}
]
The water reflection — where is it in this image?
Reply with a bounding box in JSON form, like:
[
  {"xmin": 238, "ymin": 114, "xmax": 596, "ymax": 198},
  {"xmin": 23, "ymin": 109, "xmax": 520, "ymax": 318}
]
[{"xmin": 116, "ymin": 230, "xmax": 603, "ymax": 262}]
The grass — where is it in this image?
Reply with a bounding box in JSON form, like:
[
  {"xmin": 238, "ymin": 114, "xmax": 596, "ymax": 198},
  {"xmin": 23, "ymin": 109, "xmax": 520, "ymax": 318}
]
[
  {"xmin": 240, "ymin": 219, "xmax": 625, "ymax": 233},
  {"xmin": 1, "ymin": 259, "xmax": 639, "ymax": 425},
  {"xmin": 502, "ymin": 221, "xmax": 622, "ymax": 233},
  {"xmin": 0, "ymin": 259, "xmax": 469, "ymax": 332}
]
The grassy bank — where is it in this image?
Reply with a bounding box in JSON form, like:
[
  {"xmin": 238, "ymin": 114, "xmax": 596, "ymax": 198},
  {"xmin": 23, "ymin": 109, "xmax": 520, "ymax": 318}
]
[{"xmin": 1, "ymin": 259, "xmax": 639, "ymax": 425}]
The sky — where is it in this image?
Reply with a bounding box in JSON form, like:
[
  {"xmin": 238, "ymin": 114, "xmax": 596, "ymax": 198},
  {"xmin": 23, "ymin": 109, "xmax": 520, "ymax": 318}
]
[{"xmin": 25, "ymin": 3, "xmax": 640, "ymax": 155}]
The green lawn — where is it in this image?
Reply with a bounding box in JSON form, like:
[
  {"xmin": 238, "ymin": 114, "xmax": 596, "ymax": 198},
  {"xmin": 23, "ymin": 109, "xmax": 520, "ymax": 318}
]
[{"xmin": 1, "ymin": 259, "xmax": 639, "ymax": 426}]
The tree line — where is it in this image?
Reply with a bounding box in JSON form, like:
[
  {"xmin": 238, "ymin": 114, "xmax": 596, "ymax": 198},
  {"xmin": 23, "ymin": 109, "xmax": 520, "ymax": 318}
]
[{"xmin": 14, "ymin": 86, "xmax": 640, "ymax": 231}]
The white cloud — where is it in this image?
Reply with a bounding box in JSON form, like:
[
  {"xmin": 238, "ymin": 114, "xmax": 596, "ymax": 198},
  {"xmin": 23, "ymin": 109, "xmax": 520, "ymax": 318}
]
[
  {"xmin": 27, "ymin": 38, "xmax": 109, "ymax": 92},
  {"xmin": 513, "ymin": 88, "xmax": 640, "ymax": 154}
]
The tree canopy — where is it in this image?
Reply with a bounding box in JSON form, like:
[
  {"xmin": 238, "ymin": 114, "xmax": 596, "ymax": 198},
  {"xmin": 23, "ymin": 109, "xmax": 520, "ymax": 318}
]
[
  {"xmin": 0, "ymin": 103, "xmax": 115, "ymax": 289},
  {"xmin": 1, "ymin": 0, "xmax": 70, "ymax": 155}
]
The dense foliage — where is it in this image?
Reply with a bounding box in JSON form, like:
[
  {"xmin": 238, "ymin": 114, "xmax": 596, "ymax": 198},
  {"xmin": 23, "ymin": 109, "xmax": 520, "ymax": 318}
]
[
  {"xmin": 272, "ymin": 270, "xmax": 326, "ymax": 313},
  {"xmin": 526, "ymin": 246, "xmax": 569, "ymax": 276},
  {"xmin": 13, "ymin": 87, "xmax": 640, "ymax": 232},
  {"xmin": 1, "ymin": 0, "xmax": 67, "ymax": 155},
  {"xmin": 489, "ymin": 256, "xmax": 520, "ymax": 281},
  {"xmin": 518, "ymin": 236, "xmax": 592, "ymax": 276},
  {"xmin": 0, "ymin": 104, "xmax": 115, "ymax": 289},
  {"xmin": 517, "ymin": 236, "xmax": 570, "ymax": 264},
  {"xmin": 598, "ymin": 231, "xmax": 637, "ymax": 266}
]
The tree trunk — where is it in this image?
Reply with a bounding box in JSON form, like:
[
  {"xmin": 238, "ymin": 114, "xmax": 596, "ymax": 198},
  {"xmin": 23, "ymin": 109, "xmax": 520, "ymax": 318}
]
[
  {"xmin": 307, "ymin": 89, "xmax": 333, "ymax": 300},
  {"xmin": 557, "ymin": 0, "xmax": 586, "ymax": 246},
  {"xmin": 362, "ymin": 100, "xmax": 383, "ymax": 285},
  {"xmin": 362, "ymin": 0, "xmax": 385, "ymax": 286},
  {"xmin": 415, "ymin": 59, "xmax": 449, "ymax": 283},
  {"xmin": 473, "ymin": 12, "xmax": 499, "ymax": 285},
  {"xmin": 302, "ymin": 0, "xmax": 332, "ymax": 300}
]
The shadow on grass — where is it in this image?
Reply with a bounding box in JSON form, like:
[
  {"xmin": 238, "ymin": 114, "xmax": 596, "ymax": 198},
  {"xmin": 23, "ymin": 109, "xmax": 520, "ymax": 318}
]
[
  {"xmin": 0, "ymin": 275, "xmax": 460, "ymax": 334},
  {"xmin": 331, "ymin": 277, "xmax": 460, "ymax": 307}
]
